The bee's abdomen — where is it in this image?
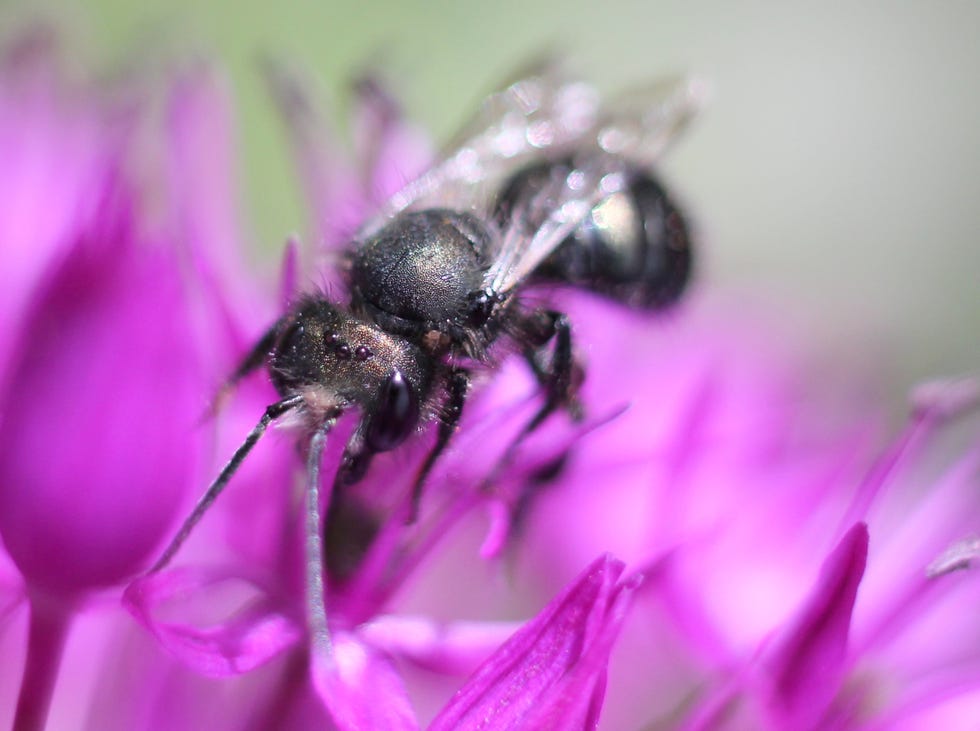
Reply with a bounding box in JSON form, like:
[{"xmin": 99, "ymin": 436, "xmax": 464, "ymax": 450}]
[{"xmin": 497, "ymin": 161, "xmax": 693, "ymax": 310}]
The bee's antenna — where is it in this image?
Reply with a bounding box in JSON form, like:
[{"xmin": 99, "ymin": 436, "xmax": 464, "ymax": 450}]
[
  {"xmin": 304, "ymin": 417, "xmax": 339, "ymax": 655},
  {"xmin": 146, "ymin": 394, "xmax": 304, "ymax": 575}
]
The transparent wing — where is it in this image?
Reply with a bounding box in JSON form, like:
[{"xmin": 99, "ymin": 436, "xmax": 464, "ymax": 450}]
[
  {"xmin": 439, "ymin": 58, "xmax": 600, "ymax": 165},
  {"xmin": 484, "ymin": 157, "xmax": 631, "ymax": 295},
  {"xmin": 359, "ymin": 61, "xmax": 602, "ymax": 235},
  {"xmin": 482, "ymin": 75, "xmax": 708, "ymax": 296},
  {"xmin": 593, "ymin": 75, "xmax": 709, "ymax": 167}
]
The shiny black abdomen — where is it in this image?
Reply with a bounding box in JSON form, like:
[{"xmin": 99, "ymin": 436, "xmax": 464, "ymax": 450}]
[{"xmin": 496, "ymin": 161, "xmax": 693, "ymax": 309}]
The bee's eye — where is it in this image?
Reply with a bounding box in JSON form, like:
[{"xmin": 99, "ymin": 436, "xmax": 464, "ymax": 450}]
[{"xmin": 366, "ymin": 369, "xmax": 419, "ymax": 452}]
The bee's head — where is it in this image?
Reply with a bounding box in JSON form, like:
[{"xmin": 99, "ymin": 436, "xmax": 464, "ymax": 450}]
[{"xmin": 268, "ymin": 297, "xmax": 431, "ymax": 451}]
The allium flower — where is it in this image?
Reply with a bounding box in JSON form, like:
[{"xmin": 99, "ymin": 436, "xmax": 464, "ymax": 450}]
[
  {"xmin": 0, "ymin": 35, "xmax": 277, "ymax": 729},
  {"xmin": 2, "ymin": 31, "xmax": 978, "ymax": 731}
]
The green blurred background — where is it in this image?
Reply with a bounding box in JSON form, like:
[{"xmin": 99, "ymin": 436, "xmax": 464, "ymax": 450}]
[{"xmin": 7, "ymin": 0, "xmax": 979, "ymax": 409}]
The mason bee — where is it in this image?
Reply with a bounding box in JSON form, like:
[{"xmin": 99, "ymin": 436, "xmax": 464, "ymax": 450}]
[{"xmin": 144, "ymin": 63, "xmax": 703, "ymax": 642}]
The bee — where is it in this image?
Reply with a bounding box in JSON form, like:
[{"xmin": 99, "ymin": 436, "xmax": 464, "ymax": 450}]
[
  {"xmin": 143, "ymin": 64, "xmax": 703, "ymax": 642},
  {"xmin": 341, "ymin": 67, "xmax": 701, "ymax": 479}
]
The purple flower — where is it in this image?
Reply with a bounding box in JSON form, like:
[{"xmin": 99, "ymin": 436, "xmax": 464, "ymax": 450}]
[
  {"xmin": 428, "ymin": 554, "xmax": 641, "ymax": 731},
  {"xmin": 2, "ymin": 32, "xmax": 978, "ymax": 731}
]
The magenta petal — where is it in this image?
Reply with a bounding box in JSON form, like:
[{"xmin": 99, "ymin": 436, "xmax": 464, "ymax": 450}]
[
  {"xmin": 350, "ymin": 76, "xmax": 432, "ymax": 205},
  {"xmin": 279, "ymin": 235, "xmax": 301, "ymax": 308},
  {"xmin": 167, "ymin": 70, "xmax": 250, "ymax": 297},
  {"xmin": 264, "ymin": 60, "xmax": 366, "ymax": 254},
  {"xmin": 0, "ymin": 583, "xmax": 22, "ymax": 628},
  {"xmin": 519, "ymin": 579, "xmax": 639, "ymax": 731},
  {"xmin": 0, "ymin": 239, "xmax": 201, "ymax": 595},
  {"xmin": 166, "ymin": 67, "xmax": 268, "ymax": 360},
  {"xmin": 479, "ymin": 500, "xmax": 512, "ymax": 560},
  {"xmin": 875, "ymin": 678, "xmax": 980, "ymax": 731},
  {"xmin": 0, "ymin": 47, "xmax": 109, "ymax": 379},
  {"xmin": 764, "ymin": 522, "xmax": 869, "ymax": 725},
  {"xmin": 428, "ymin": 554, "xmax": 631, "ymax": 731},
  {"xmin": 123, "ymin": 568, "xmax": 303, "ymax": 676},
  {"xmin": 310, "ymin": 632, "xmax": 419, "ymax": 731},
  {"xmin": 360, "ymin": 614, "xmax": 524, "ymax": 676}
]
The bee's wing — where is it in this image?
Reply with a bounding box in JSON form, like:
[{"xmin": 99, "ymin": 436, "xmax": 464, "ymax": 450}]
[
  {"xmin": 484, "ymin": 156, "xmax": 631, "ymax": 296},
  {"xmin": 360, "ymin": 62, "xmax": 601, "ymax": 235},
  {"xmin": 440, "ymin": 58, "xmax": 600, "ymax": 163},
  {"xmin": 482, "ymin": 76, "xmax": 707, "ymax": 296},
  {"xmin": 593, "ymin": 75, "xmax": 708, "ymax": 167}
]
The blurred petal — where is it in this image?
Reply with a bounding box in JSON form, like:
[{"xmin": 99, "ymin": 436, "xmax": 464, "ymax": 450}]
[
  {"xmin": 310, "ymin": 632, "xmax": 419, "ymax": 731},
  {"xmin": 263, "ymin": 59, "xmax": 364, "ymax": 254},
  {"xmin": 350, "ymin": 75, "xmax": 432, "ymax": 204},
  {"xmin": 876, "ymin": 680, "xmax": 980, "ymax": 731},
  {"xmin": 360, "ymin": 614, "xmax": 523, "ymax": 676},
  {"xmin": 0, "ymin": 39, "xmax": 113, "ymax": 382},
  {"xmin": 0, "ymin": 230, "xmax": 201, "ymax": 594},
  {"xmin": 166, "ymin": 67, "xmax": 269, "ymax": 360},
  {"xmin": 279, "ymin": 235, "xmax": 301, "ymax": 308},
  {"xmin": 124, "ymin": 567, "xmax": 302, "ymax": 676},
  {"xmin": 429, "ymin": 554, "xmax": 634, "ymax": 731},
  {"xmin": 764, "ymin": 522, "xmax": 868, "ymax": 727}
]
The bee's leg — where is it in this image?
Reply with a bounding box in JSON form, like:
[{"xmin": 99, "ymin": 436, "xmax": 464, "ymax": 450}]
[
  {"xmin": 482, "ymin": 310, "xmax": 582, "ymax": 490},
  {"xmin": 408, "ymin": 369, "xmax": 470, "ymax": 519},
  {"xmin": 146, "ymin": 394, "xmax": 304, "ymax": 574},
  {"xmin": 521, "ymin": 309, "xmax": 584, "ymax": 429},
  {"xmin": 333, "ymin": 428, "xmax": 374, "ymax": 490},
  {"xmin": 207, "ymin": 318, "xmax": 285, "ymax": 416},
  {"xmin": 321, "ymin": 427, "xmax": 382, "ymax": 581},
  {"xmin": 233, "ymin": 320, "xmax": 283, "ymax": 381},
  {"xmin": 304, "ymin": 416, "xmax": 340, "ymax": 655}
]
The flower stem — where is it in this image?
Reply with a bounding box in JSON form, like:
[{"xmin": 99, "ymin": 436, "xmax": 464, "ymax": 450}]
[{"xmin": 13, "ymin": 593, "xmax": 73, "ymax": 731}]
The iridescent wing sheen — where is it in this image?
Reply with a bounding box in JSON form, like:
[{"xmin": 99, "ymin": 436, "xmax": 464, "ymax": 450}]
[
  {"xmin": 483, "ymin": 155, "xmax": 630, "ymax": 295},
  {"xmin": 593, "ymin": 75, "xmax": 708, "ymax": 167},
  {"xmin": 359, "ymin": 61, "xmax": 597, "ymax": 230}
]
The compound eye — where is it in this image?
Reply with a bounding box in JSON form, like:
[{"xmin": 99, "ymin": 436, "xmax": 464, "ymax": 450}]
[{"xmin": 366, "ymin": 369, "xmax": 420, "ymax": 452}]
